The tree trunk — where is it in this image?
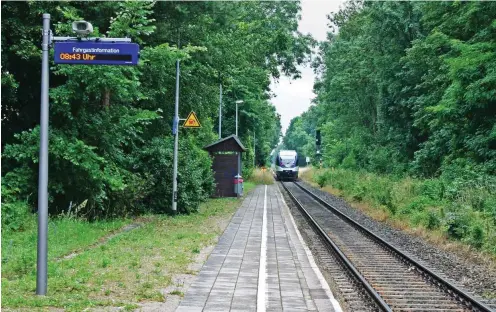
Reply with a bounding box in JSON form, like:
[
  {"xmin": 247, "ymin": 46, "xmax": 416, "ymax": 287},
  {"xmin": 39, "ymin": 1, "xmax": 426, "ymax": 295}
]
[{"xmin": 102, "ymin": 89, "xmax": 110, "ymax": 108}]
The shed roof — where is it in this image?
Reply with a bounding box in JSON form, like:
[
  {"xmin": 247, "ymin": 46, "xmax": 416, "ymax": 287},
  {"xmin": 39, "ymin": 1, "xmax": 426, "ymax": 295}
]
[{"xmin": 203, "ymin": 135, "xmax": 247, "ymax": 152}]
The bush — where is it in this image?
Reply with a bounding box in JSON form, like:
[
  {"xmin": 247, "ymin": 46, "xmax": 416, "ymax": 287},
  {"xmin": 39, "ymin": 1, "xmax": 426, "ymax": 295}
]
[
  {"xmin": 444, "ymin": 211, "xmax": 471, "ymax": 240},
  {"xmin": 410, "ymin": 209, "xmax": 441, "ymax": 230},
  {"xmin": 2, "ymin": 127, "xmax": 138, "ymax": 218},
  {"xmin": 367, "ymin": 146, "xmax": 406, "ymax": 175},
  {"xmin": 398, "ymin": 196, "xmax": 433, "ymax": 215},
  {"xmin": 2, "ymin": 130, "xmax": 215, "ymax": 218},
  {"xmin": 483, "ymin": 197, "xmax": 496, "ymax": 225},
  {"xmin": 419, "ymin": 179, "xmax": 445, "ymax": 201},
  {"xmin": 1, "ymin": 170, "xmax": 35, "ymax": 231},
  {"xmin": 369, "ymin": 178, "xmax": 395, "ymax": 213},
  {"xmin": 466, "ymin": 222, "xmax": 485, "ymax": 249},
  {"xmin": 1, "ymin": 201, "xmax": 33, "ymax": 232},
  {"xmin": 315, "ymin": 172, "xmax": 328, "ymax": 188},
  {"xmin": 341, "ymin": 151, "xmax": 358, "ymax": 170},
  {"xmin": 351, "ymin": 184, "xmax": 366, "ymax": 201},
  {"xmin": 136, "ymin": 136, "xmax": 214, "ymax": 214},
  {"xmin": 425, "ymin": 210, "xmax": 442, "ymax": 230},
  {"xmin": 242, "ymin": 166, "xmax": 254, "ymax": 180}
]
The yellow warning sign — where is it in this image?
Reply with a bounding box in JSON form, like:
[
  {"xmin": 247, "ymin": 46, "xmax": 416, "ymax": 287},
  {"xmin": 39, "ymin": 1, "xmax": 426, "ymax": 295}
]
[{"xmin": 183, "ymin": 111, "xmax": 201, "ymax": 128}]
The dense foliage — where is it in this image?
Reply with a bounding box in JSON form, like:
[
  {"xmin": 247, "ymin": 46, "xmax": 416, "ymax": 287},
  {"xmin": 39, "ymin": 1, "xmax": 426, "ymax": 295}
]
[
  {"xmin": 285, "ymin": 1, "xmax": 496, "ymax": 251},
  {"xmin": 311, "ymin": 168, "xmax": 496, "ymax": 253},
  {"xmin": 287, "ymin": 1, "xmax": 496, "ymax": 176},
  {"xmin": 1, "ymin": 1, "xmax": 312, "ymax": 224}
]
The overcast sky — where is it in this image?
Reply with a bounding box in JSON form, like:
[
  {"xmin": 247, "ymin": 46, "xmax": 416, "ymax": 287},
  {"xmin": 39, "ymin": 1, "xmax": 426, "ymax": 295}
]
[{"xmin": 270, "ymin": 0, "xmax": 344, "ymax": 135}]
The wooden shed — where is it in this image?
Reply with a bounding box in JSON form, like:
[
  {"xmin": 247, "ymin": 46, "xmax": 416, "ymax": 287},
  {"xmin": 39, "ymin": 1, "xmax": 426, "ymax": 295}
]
[{"xmin": 203, "ymin": 135, "xmax": 246, "ymax": 197}]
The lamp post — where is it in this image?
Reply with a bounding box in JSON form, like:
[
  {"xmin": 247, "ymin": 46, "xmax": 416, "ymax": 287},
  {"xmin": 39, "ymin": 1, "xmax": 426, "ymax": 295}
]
[
  {"xmin": 253, "ymin": 129, "xmax": 256, "ymax": 167},
  {"xmin": 37, "ymin": 13, "xmax": 51, "ymax": 296},
  {"xmin": 235, "ymin": 100, "xmax": 243, "ymax": 137},
  {"xmin": 172, "ymin": 59, "xmax": 180, "ymax": 215}
]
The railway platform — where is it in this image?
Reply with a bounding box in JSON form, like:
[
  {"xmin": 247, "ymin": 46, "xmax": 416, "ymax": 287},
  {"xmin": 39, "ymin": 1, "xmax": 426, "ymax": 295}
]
[{"xmin": 176, "ymin": 185, "xmax": 342, "ymax": 312}]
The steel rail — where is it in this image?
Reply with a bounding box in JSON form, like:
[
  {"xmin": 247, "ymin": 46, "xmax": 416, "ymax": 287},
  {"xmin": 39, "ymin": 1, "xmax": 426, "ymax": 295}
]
[
  {"xmin": 280, "ymin": 181, "xmax": 393, "ymax": 312},
  {"xmin": 292, "ymin": 181, "xmax": 494, "ymax": 312}
]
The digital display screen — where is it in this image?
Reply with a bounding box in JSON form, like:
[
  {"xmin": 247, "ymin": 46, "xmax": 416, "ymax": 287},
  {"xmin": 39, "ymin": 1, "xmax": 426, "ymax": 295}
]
[
  {"xmin": 58, "ymin": 53, "xmax": 132, "ymax": 62},
  {"xmin": 54, "ymin": 42, "xmax": 139, "ymax": 66}
]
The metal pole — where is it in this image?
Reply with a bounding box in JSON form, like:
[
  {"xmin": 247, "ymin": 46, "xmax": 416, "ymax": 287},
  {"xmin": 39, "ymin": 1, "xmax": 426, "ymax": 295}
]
[
  {"xmin": 236, "ymin": 101, "xmax": 238, "ymax": 137},
  {"xmin": 172, "ymin": 59, "xmax": 180, "ymax": 214},
  {"xmin": 219, "ymin": 83, "xmax": 222, "ymax": 139},
  {"xmin": 253, "ymin": 130, "xmax": 256, "ymax": 167},
  {"xmin": 37, "ymin": 13, "xmax": 50, "ymax": 296}
]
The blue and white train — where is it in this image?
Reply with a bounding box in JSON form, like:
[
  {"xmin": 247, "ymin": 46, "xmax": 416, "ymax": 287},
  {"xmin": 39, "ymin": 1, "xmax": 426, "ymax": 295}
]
[{"xmin": 273, "ymin": 150, "xmax": 299, "ymax": 181}]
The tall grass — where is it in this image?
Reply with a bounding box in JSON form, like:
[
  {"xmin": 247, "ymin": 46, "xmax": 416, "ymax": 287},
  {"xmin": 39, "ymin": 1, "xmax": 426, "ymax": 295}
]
[
  {"xmin": 248, "ymin": 168, "xmax": 274, "ymax": 185},
  {"xmin": 304, "ymin": 168, "xmax": 496, "ymax": 255}
]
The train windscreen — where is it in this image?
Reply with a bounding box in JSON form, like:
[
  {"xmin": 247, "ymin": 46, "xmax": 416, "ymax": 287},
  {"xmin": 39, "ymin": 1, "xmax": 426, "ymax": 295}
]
[{"xmin": 278, "ymin": 154, "xmax": 297, "ymax": 168}]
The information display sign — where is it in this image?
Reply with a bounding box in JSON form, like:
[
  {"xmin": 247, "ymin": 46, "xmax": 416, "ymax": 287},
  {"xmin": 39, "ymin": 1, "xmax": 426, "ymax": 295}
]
[{"xmin": 54, "ymin": 41, "xmax": 139, "ymax": 65}]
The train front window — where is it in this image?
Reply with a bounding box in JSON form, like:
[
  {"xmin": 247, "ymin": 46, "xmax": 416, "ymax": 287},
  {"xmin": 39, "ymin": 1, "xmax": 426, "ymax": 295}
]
[{"xmin": 279, "ymin": 155, "xmax": 296, "ymax": 167}]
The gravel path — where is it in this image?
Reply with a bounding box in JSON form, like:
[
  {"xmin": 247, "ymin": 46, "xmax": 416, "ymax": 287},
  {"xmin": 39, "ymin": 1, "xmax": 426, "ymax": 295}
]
[{"xmin": 298, "ymin": 181, "xmax": 496, "ymax": 309}]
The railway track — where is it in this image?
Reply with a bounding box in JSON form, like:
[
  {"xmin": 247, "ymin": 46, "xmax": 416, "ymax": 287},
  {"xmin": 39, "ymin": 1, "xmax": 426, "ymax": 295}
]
[{"xmin": 281, "ymin": 181, "xmax": 494, "ymax": 312}]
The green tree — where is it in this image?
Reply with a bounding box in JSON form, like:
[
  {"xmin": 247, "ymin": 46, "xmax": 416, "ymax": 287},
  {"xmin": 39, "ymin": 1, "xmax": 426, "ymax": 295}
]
[
  {"xmin": 289, "ymin": 1, "xmax": 495, "ymax": 177},
  {"xmin": 1, "ymin": 1, "xmax": 312, "ymax": 220}
]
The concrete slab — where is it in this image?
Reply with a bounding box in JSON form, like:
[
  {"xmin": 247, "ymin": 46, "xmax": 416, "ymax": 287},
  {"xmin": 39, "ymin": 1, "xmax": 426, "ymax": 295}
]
[{"xmin": 176, "ymin": 185, "xmax": 342, "ymax": 312}]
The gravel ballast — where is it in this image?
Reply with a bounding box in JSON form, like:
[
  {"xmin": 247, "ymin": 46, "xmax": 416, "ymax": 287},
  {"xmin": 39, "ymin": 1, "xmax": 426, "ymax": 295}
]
[{"xmin": 278, "ymin": 183, "xmax": 379, "ymax": 311}]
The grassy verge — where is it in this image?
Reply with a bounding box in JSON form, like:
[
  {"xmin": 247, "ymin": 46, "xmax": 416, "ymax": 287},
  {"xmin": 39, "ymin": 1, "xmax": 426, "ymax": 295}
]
[
  {"xmin": 2, "ymin": 217, "xmax": 130, "ymax": 281},
  {"xmin": 301, "ymin": 167, "xmax": 496, "ymax": 256},
  {"xmin": 2, "ymin": 193, "xmax": 251, "ymax": 311},
  {"xmin": 243, "ymin": 180, "xmax": 256, "ymax": 193}
]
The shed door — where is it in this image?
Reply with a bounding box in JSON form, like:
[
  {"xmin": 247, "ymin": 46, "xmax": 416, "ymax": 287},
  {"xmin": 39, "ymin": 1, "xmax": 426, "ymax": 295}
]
[{"xmin": 212, "ymin": 154, "xmax": 238, "ymax": 197}]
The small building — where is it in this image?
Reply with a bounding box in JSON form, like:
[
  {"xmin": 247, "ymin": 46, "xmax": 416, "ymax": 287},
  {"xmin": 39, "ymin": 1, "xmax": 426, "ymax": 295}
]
[{"xmin": 203, "ymin": 135, "xmax": 246, "ymax": 197}]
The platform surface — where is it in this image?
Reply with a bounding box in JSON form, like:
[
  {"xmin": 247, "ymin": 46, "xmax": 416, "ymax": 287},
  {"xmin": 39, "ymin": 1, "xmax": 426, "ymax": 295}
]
[{"xmin": 176, "ymin": 185, "xmax": 341, "ymax": 312}]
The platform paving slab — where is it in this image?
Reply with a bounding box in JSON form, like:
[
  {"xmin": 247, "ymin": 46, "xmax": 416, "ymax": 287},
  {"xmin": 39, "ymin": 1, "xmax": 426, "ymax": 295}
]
[{"xmin": 176, "ymin": 185, "xmax": 341, "ymax": 312}]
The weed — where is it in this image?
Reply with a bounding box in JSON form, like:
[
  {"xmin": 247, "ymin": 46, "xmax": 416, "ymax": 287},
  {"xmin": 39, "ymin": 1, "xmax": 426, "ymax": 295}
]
[
  {"xmin": 152, "ymin": 268, "xmax": 161, "ymax": 275},
  {"xmin": 123, "ymin": 304, "xmax": 139, "ymax": 311},
  {"xmin": 170, "ymin": 289, "xmax": 184, "ymax": 296},
  {"xmin": 424, "ymin": 210, "xmax": 441, "ymax": 230},
  {"xmin": 316, "ymin": 173, "xmax": 327, "ymax": 188},
  {"xmin": 444, "ymin": 211, "xmax": 471, "ymax": 240},
  {"xmin": 101, "ymin": 258, "xmax": 111, "ymax": 268},
  {"xmin": 467, "ymin": 223, "xmax": 485, "ymax": 249},
  {"xmin": 129, "ymin": 259, "xmax": 139, "ymax": 268},
  {"xmin": 175, "ymin": 233, "xmax": 186, "ymax": 240}
]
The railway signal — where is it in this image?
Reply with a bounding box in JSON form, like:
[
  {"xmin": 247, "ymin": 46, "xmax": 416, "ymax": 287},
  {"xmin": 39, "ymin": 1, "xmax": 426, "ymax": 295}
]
[{"xmin": 316, "ymin": 130, "xmax": 322, "ymax": 168}]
